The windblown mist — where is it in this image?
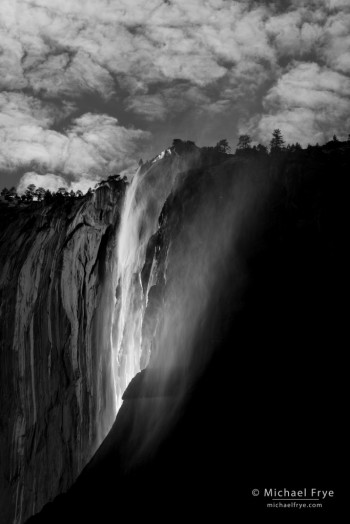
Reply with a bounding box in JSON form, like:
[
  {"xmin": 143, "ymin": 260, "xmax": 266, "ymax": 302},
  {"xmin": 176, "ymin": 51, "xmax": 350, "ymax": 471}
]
[{"xmin": 104, "ymin": 149, "xmax": 272, "ymax": 467}]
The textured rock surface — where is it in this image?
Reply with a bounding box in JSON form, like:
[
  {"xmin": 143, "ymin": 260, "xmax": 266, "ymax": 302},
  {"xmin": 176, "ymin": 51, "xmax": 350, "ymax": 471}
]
[
  {"xmin": 0, "ymin": 143, "xmax": 203, "ymax": 524},
  {"xmin": 25, "ymin": 143, "xmax": 347, "ymax": 523},
  {"xmin": 2, "ymin": 141, "xmax": 347, "ymax": 523},
  {"xmin": 0, "ymin": 179, "xmax": 125, "ymax": 523}
]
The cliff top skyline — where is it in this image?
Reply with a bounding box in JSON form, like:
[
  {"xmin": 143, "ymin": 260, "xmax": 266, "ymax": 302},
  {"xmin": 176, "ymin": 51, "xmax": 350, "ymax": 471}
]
[{"xmin": 0, "ymin": 0, "xmax": 349, "ymax": 192}]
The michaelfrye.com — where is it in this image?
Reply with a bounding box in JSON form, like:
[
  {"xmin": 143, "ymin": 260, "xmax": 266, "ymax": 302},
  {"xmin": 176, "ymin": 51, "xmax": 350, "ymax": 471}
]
[{"xmin": 251, "ymin": 488, "xmax": 336, "ymax": 510}]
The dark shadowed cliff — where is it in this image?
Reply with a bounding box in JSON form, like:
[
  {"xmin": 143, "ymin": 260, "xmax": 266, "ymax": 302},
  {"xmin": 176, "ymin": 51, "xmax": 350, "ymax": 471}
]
[{"xmin": 21, "ymin": 141, "xmax": 348, "ymax": 522}]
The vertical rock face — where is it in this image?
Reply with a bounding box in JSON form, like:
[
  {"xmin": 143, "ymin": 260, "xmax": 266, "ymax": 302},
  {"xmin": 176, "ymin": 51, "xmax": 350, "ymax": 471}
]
[
  {"xmin": 0, "ymin": 179, "xmax": 126, "ymax": 523},
  {"xmin": 0, "ymin": 143, "xmax": 203, "ymax": 524},
  {"xmin": 0, "ymin": 143, "xmax": 246, "ymax": 524},
  {"xmin": 3, "ymin": 142, "xmax": 346, "ymax": 523}
]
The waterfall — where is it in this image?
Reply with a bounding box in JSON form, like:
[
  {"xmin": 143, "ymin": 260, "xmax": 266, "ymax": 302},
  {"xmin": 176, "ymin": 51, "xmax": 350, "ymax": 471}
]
[
  {"xmin": 106, "ymin": 147, "xmax": 262, "ymax": 433},
  {"xmin": 109, "ymin": 151, "xmax": 179, "ymax": 415}
]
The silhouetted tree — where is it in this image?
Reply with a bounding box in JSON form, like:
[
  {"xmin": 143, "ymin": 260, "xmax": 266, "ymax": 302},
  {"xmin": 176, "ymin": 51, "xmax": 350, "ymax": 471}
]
[
  {"xmin": 256, "ymin": 144, "xmax": 268, "ymax": 155},
  {"xmin": 1, "ymin": 187, "xmax": 9, "ymax": 196},
  {"xmin": 332, "ymin": 134, "xmax": 339, "ymax": 142},
  {"xmin": 286, "ymin": 143, "xmax": 302, "ymax": 153},
  {"xmin": 236, "ymin": 134, "xmax": 252, "ymax": 151},
  {"xmin": 172, "ymin": 139, "xmax": 197, "ymax": 153},
  {"xmin": 76, "ymin": 190, "xmax": 83, "ymax": 198},
  {"xmin": 270, "ymin": 129, "xmax": 285, "ymax": 152},
  {"xmin": 43, "ymin": 190, "xmax": 53, "ymax": 203},
  {"xmin": 25, "ymin": 184, "xmax": 36, "ymax": 201},
  {"xmin": 215, "ymin": 139, "xmax": 231, "ymax": 154},
  {"xmin": 35, "ymin": 187, "xmax": 46, "ymax": 201}
]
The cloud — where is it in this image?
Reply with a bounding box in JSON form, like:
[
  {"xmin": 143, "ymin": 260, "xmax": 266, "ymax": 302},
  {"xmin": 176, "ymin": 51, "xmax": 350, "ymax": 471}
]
[
  {"xmin": 0, "ymin": 91, "xmax": 75, "ymax": 128},
  {"xmin": 0, "ymin": 0, "xmax": 349, "ymax": 172},
  {"xmin": 266, "ymin": 10, "xmax": 325, "ymax": 57},
  {"xmin": 16, "ymin": 171, "xmax": 98, "ymax": 195},
  {"xmin": 0, "ymin": 0, "xmax": 277, "ymax": 97},
  {"xmin": 323, "ymin": 0, "xmax": 350, "ymax": 9},
  {"xmin": 124, "ymin": 94, "xmax": 168, "ymax": 121},
  {"xmin": 251, "ymin": 62, "xmax": 350, "ymax": 145},
  {"xmin": 0, "ymin": 0, "xmax": 280, "ymax": 176},
  {"xmin": 17, "ymin": 172, "xmax": 68, "ymax": 194},
  {"xmin": 290, "ymin": 0, "xmax": 350, "ymax": 10},
  {"xmin": 0, "ymin": 92, "xmax": 150, "ymax": 187},
  {"xmin": 123, "ymin": 83, "xmax": 231, "ymax": 122},
  {"xmin": 24, "ymin": 51, "xmax": 116, "ymax": 101},
  {"xmin": 322, "ymin": 12, "xmax": 350, "ymax": 74}
]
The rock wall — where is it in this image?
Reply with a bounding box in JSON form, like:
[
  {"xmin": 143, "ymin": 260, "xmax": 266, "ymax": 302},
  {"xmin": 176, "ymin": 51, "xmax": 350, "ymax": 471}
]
[
  {"xmin": 9, "ymin": 141, "xmax": 347, "ymax": 523},
  {"xmin": 0, "ymin": 179, "xmax": 125, "ymax": 523}
]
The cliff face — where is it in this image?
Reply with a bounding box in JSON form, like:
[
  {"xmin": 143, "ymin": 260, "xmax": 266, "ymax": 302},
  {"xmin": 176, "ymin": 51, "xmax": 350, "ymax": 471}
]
[
  {"xmin": 0, "ymin": 144, "xmax": 204, "ymax": 524},
  {"xmin": 24, "ymin": 143, "xmax": 347, "ymax": 523},
  {"xmin": 0, "ymin": 179, "xmax": 125, "ymax": 523},
  {"xmin": 1, "ymin": 141, "xmax": 347, "ymax": 523}
]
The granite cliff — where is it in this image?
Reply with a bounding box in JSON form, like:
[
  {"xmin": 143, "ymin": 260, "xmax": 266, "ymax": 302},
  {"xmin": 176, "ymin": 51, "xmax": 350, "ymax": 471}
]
[
  {"xmin": 0, "ymin": 140, "xmax": 347, "ymax": 522},
  {"xmin": 26, "ymin": 140, "xmax": 347, "ymax": 522},
  {"xmin": 0, "ymin": 142, "xmax": 208, "ymax": 523},
  {"xmin": 0, "ymin": 178, "xmax": 126, "ymax": 523}
]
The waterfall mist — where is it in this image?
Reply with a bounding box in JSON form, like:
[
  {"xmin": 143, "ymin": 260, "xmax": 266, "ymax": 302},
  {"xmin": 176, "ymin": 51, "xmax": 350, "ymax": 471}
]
[
  {"xmin": 109, "ymin": 151, "xmax": 186, "ymax": 416},
  {"xmin": 106, "ymin": 152, "xmax": 272, "ymax": 467}
]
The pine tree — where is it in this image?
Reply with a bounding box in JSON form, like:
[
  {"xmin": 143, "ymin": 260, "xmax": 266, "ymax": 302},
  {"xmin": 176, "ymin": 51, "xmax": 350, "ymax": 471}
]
[
  {"xmin": 215, "ymin": 139, "xmax": 231, "ymax": 154},
  {"xmin": 35, "ymin": 187, "xmax": 46, "ymax": 201},
  {"xmin": 25, "ymin": 184, "xmax": 36, "ymax": 201},
  {"xmin": 270, "ymin": 129, "xmax": 285, "ymax": 152},
  {"xmin": 236, "ymin": 134, "xmax": 252, "ymax": 151},
  {"xmin": 256, "ymin": 144, "xmax": 268, "ymax": 155},
  {"xmin": 43, "ymin": 190, "xmax": 52, "ymax": 203}
]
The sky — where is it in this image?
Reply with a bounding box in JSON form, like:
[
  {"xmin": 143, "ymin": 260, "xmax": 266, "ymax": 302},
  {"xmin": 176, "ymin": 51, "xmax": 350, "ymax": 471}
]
[{"xmin": 0, "ymin": 0, "xmax": 349, "ymax": 192}]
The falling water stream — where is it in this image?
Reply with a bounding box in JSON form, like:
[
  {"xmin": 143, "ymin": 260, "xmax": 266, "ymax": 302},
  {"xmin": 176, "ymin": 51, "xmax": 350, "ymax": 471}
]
[
  {"xmin": 106, "ymin": 147, "xmax": 265, "ymax": 433},
  {"xmin": 109, "ymin": 150, "xmax": 180, "ymax": 415}
]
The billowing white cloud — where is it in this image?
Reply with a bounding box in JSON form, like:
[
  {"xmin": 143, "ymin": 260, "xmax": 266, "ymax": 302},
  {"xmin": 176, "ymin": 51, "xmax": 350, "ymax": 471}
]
[
  {"xmin": 123, "ymin": 83, "xmax": 230, "ymax": 122},
  {"xmin": 251, "ymin": 62, "xmax": 350, "ymax": 145},
  {"xmin": 0, "ymin": 0, "xmax": 277, "ymax": 98},
  {"xmin": 266, "ymin": 10, "xmax": 324, "ymax": 57},
  {"xmin": 323, "ymin": 12, "xmax": 350, "ymax": 74},
  {"xmin": 16, "ymin": 172, "xmax": 98, "ymax": 194},
  {"xmin": 0, "ymin": 92, "xmax": 150, "ymax": 187},
  {"xmin": 24, "ymin": 50, "xmax": 116, "ymax": 100},
  {"xmin": 0, "ymin": 0, "xmax": 349, "ymax": 179},
  {"xmin": 17, "ymin": 172, "xmax": 68, "ymax": 194},
  {"xmin": 0, "ymin": 91, "xmax": 75, "ymax": 128}
]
